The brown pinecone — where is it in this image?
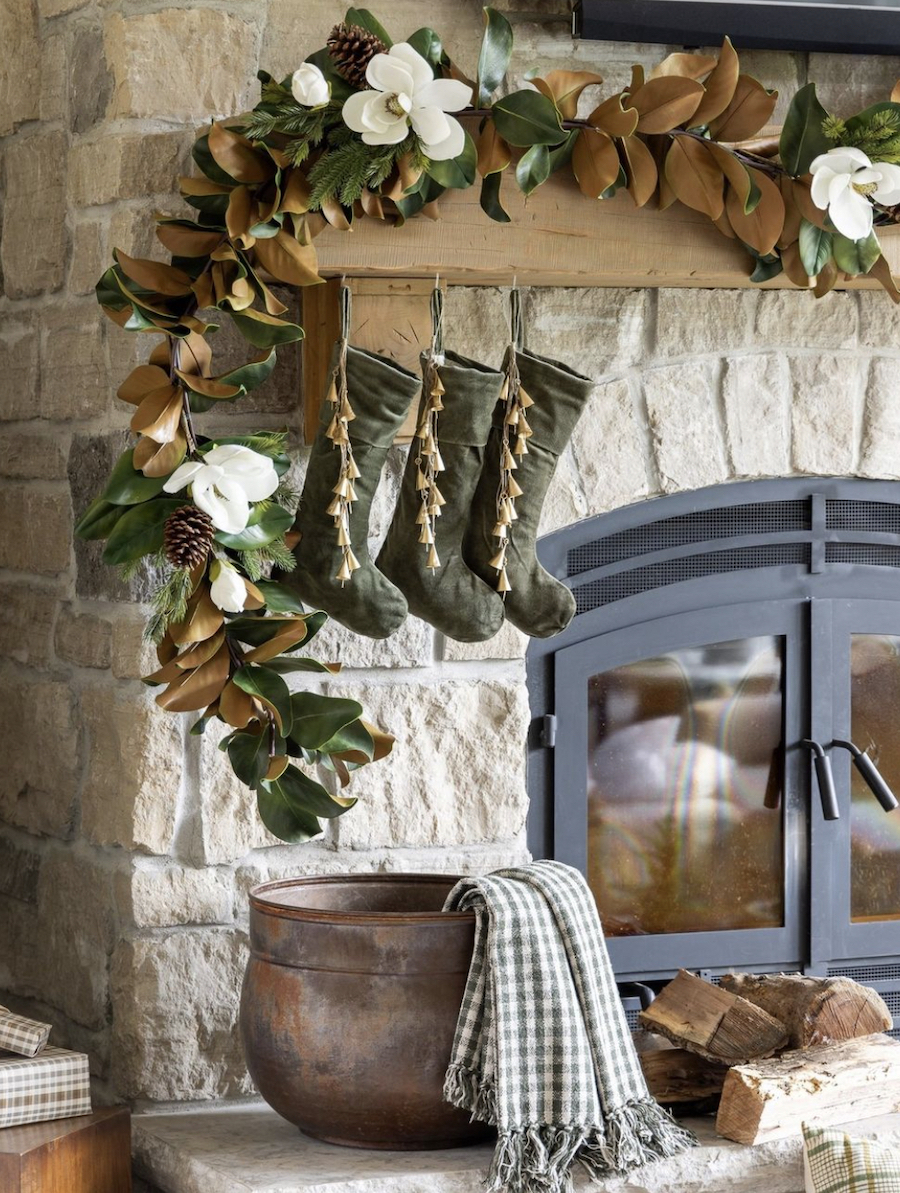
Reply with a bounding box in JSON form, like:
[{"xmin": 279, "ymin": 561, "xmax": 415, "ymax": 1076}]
[
  {"xmin": 327, "ymin": 22, "xmax": 387, "ymax": 89},
  {"xmin": 164, "ymin": 505, "xmax": 215, "ymax": 570}
]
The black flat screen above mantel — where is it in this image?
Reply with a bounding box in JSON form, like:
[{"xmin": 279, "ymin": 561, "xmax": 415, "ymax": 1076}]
[{"xmin": 572, "ymin": 0, "xmax": 900, "ymax": 54}]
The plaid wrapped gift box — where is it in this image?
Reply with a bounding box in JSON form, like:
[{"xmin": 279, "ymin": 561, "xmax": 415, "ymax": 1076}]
[
  {"xmin": 0, "ymin": 1006, "xmax": 51, "ymax": 1058},
  {"xmin": 0, "ymin": 1047, "xmax": 92, "ymax": 1129}
]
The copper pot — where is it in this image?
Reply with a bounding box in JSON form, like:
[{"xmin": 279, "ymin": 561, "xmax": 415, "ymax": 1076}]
[{"xmin": 240, "ymin": 873, "xmax": 491, "ymax": 1150}]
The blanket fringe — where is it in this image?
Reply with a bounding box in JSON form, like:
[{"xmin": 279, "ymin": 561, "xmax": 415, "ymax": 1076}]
[
  {"xmin": 444, "ymin": 1062, "xmax": 497, "ymax": 1123},
  {"xmin": 487, "ymin": 1126, "xmax": 585, "ymax": 1193},
  {"xmin": 578, "ymin": 1099, "xmax": 696, "ymax": 1177}
]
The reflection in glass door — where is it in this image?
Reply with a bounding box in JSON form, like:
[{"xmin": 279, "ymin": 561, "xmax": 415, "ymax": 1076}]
[
  {"xmin": 850, "ymin": 634, "xmax": 900, "ymax": 924},
  {"xmin": 587, "ymin": 636, "xmax": 785, "ymax": 937}
]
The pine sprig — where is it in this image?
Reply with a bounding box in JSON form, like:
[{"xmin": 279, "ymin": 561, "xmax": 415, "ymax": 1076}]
[
  {"xmin": 243, "ymin": 101, "xmax": 342, "ymax": 143},
  {"xmin": 145, "ymin": 567, "xmax": 194, "ymax": 644},
  {"xmin": 307, "ymin": 138, "xmax": 412, "ymax": 208},
  {"xmin": 238, "ymin": 536, "xmax": 296, "ymax": 579},
  {"xmin": 827, "ymin": 111, "xmax": 900, "ymax": 164}
]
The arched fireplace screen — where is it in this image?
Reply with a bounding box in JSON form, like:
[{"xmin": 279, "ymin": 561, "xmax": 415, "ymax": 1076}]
[{"xmin": 527, "ymin": 478, "xmax": 900, "ymax": 1029}]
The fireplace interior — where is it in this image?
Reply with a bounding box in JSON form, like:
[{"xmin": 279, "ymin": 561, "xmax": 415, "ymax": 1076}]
[{"xmin": 527, "ymin": 477, "xmax": 900, "ymax": 1033}]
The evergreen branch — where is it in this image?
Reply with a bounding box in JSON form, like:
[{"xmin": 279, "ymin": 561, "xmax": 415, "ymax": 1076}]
[
  {"xmin": 238, "ymin": 536, "xmax": 297, "ymax": 578},
  {"xmin": 307, "ymin": 138, "xmax": 411, "ymax": 209},
  {"xmin": 145, "ymin": 567, "xmax": 194, "ymax": 644}
]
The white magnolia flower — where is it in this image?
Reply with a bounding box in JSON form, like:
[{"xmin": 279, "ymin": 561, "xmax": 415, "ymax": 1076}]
[
  {"xmin": 342, "ymin": 42, "xmax": 472, "ymax": 161},
  {"xmin": 809, "ymin": 146, "xmax": 900, "ymax": 240},
  {"xmin": 291, "ymin": 62, "xmax": 330, "ymax": 108},
  {"xmin": 164, "ymin": 444, "xmax": 279, "ymax": 535},
  {"xmin": 209, "ymin": 560, "xmax": 248, "ymax": 613}
]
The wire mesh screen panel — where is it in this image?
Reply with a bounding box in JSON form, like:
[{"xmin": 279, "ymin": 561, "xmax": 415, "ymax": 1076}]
[
  {"xmin": 573, "ymin": 544, "xmax": 810, "ymax": 614},
  {"xmin": 826, "ymin": 500, "xmax": 900, "ymax": 535},
  {"xmin": 825, "ymin": 543, "xmax": 900, "ymax": 568}
]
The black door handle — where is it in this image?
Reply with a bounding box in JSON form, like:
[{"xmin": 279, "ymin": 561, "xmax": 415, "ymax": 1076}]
[
  {"xmin": 832, "ymin": 740, "xmax": 899, "ymax": 813},
  {"xmin": 802, "ymin": 740, "xmax": 840, "ymax": 821}
]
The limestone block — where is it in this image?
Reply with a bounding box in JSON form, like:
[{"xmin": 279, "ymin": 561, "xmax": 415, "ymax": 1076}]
[
  {"xmin": 378, "ymin": 843, "xmax": 530, "ymax": 875},
  {"xmin": 39, "ymin": 31, "xmax": 66, "ymax": 123},
  {"xmin": 41, "ymin": 306, "xmax": 111, "ymax": 420},
  {"xmin": 311, "ymin": 615, "xmax": 434, "ymax": 670},
  {"xmin": 538, "ymin": 447, "xmax": 588, "ymax": 535},
  {"xmin": 118, "ymin": 865, "xmax": 234, "ymax": 929},
  {"xmin": 860, "ymin": 359, "xmax": 900, "ymax": 479},
  {"xmin": 442, "ymin": 622, "xmax": 529, "ymax": 662},
  {"xmin": 0, "ymin": 679, "xmax": 77, "ymax": 837},
  {"xmin": 0, "ymin": 326, "xmax": 40, "ymax": 421},
  {"xmin": 525, "ymin": 288, "xmax": 648, "ymax": 378},
  {"xmin": 81, "ymin": 686, "xmax": 183, "ymax": 854},
  {"xmin": 234, "ymin": 846, "xmax": 381, "ymax": 916},
  {"xmin": 656, "ymin": 289, "xmax": 757, "ymax": 357},
  {"xmin": 55, "ymin": 605, "xmax": 113, "ymax": 669},
  {"xmin": 0, "ymin": 430, "xmax": 68, "ymax": 480},
  {"xmin": 111, "ymin": 613, "xmax": 158, "ymax": 680},
  {"xmin": 104, "ymin": 10, "xmax": 259, "ymax": 122},
  {"xmin": 70, "ymin": 23, "xmax": 112, "ymax": 134},
  {"xmin": 39, "ymin": 0, "xmax": 89, "ymax": 16},
  {"xmin": 858, "ymin": 290, "xmax": 900, "ymax": 350},
  {"xmin": 0, "ymin": 837, "xmax": 41, "ymax": 903},
  {"xmin": 327, "ymin": 679, "xmax": 530, "ymax": 850},
  {"xmin": 443, "ymin": 286, "xmax": 511, "ymax": 369},
  {"xmin": 0, "ymin": 583, "xmax": 58, "ymax": 669},
  {"xmin": 0, "ymin": 895, "xmax": 41, "ymax": 998},
  {"xmin": 810, "ymin": 52, "xmax": 900, "ymax": 119},
  {"xmin": 0, "ymin": 0, "xmax": 39, "ymax": 135},
  {"xmin": 571, "ymin": 377, "xmax": 650, "ymax": 515},
  {"xmin": 36, "ymin": 850, "xmax": 115, "ymax": 1030},
  {"xmin": 723, "ymin": 354, "xmax": 791, "ymax": 478},
  {"xmin": 790, "ymin": 355, "xmax": 860, "ymax": 475},
  {"xmin": 68, "ymin": 132, "xmax": 189, "ymax": 207},
  {"xmin": 69, "ymin": 219, "xmax": 107, "ymax": 296},
  {"xmin": 755, "ymin": 290, "xmax": 858, "ymax": 350},
  {"xmin": 644, "ymin": 362, "xmax": 729, "ymax": 493},
  {"xmin": 1, "ymin": 131, "xmax": 67, "ymax": 297},
  {"xmin": 110, "ymin": 929, "xmax": 253, "ymax": 1101},
  {"xmin": 0, "ymin": 485, "xmax": 71, "ymax": 575},
  {"xmin": 198, "ymin": 723, "xmax": 282, "ymax": 865}
]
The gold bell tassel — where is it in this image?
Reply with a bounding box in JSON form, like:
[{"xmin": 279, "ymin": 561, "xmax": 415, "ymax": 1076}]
[
  {"xmin": 327, "ymin": 287, "xmax": 362, "ymax": 583},
  {"xmin": 412, "ymin": 288, "xmax": 447, "ymax": 571}
]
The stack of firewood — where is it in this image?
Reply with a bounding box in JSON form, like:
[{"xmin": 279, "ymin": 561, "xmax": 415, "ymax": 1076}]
[{"xmin": 637, "ymin": 970, "xmax": 900, "ymax": 1144}]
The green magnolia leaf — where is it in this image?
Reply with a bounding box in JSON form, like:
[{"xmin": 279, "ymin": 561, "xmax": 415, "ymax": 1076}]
[
  {"xmin": 216, "ymin": 348, "xmax": 278, "ymax": 393},
  {"xmin": 845, "ymin": 101, "xmax": 900, "ymax": 138},
  {"xmin": 779, "ymin": 83, "xmax": 832, "ymax": 176},
  {"xmin": 547, "ymin": 129, "xmax": 579, "ymax": 174},
  {"xmin": 97, "ymin": 266, "xmax": 128, "ymax": 310},
  {"xmin": 226, "ymin": 613, "xmax": 321, "ymax": 649},
  {"xmin": 344, "ymin": 8, "xmax": 392, "ymax": 46},
  {"xmin": 75, "ymin": 497, "xmax": 126, "ymax": 541},
  {"xmin": 798, "ymin": 217, "xmax": 834, "ymax": 276},
  {"xmin": 426, "ymin": 132, "xmax": 477, "ymax": 189},
  {"xmin": 214, "ymin": 503, "xmax": 293, "ymax": 549},
  {"xmin": 832, "ymin": 229, "xmax": 882, "ymax": 276},
  {"xmin": 233, "ymin": 664, "xmax": 293, "ymax": 734},
  {"xmin": 189, "ymin": 714, "xmax": 211, "ymax": 736},
  {"xmin": 318, "ymin": 718, "xmax": 374, "ymax": 760},
  {"xmin": 408, "ymin": 27, "xmax": 443, "ymax": 67},
  {"xmin": 228, "ymin": 729, "xmax": 271, "ymax": 787},
  {"xmin": 254, "ymin": 580, "xmax": 307, "ymax": 614},
  {"xmin": 230, "ymin": 308, "xmax": 305, "ymax": 348},
  {"xmin": 289, "ymin": 692, "xmax": 363, "ymax": 750},
  {"xmin": 601, "ymin": 165, "xmax": 627, "ymax": 200},
  {"xmin": 491, "ymin": 91, "xmax": 564, "ymax": 147},
  {"xmin": 256, "ymin": 779, "xmax": 323, "ymax": 843},
  {"xmin": 101, "ymin": 498, "xmax": 184, "ymax": 566},
  {"xmin": 745, "ymin": 245, "xmax": 784, "ymax": 283},
  {"xmin": 477, "ymin": 7, "xmax": 514, "ymax": 106},
  {"xmin": 264, "ymin": 656, "xmax": 337, "ymax": 674},
  {"xmin": 480, "ymin": 171, "xmax": 511, "ymax": 223},
  {"xmin": 515, "ymin": 143, "xmax": 551, "ymax": 196},
  {"xmin": 265, "ymin": 764, "xmax": 356, "ymax": 818}
]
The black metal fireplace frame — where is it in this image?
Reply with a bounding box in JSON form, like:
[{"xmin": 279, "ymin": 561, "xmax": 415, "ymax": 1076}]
[{"xmin": 527, "ymin": 477, "xmax": 900, "ymax": 1024}]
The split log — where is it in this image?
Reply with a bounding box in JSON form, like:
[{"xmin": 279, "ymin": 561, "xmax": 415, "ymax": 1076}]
[
  {"xmin": 635, "ymin": 1031, "xmax": 729, "ymax": 1104},
  {"xmin": 719, "ymin": 972, "xmax": 892, "ymax": 1048},
  {"xmin": 716, "ymin": 1034, "xmax": 900, "ymax": 1144},
  {"xmin": 638, "ymin": 969, "xmax": 789, "ymax": 1063}
]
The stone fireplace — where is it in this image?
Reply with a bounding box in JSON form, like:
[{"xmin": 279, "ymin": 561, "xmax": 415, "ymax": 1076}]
[{"xmin": 4, "ymin": 0, "xmax": 900, "ymax": 1139}]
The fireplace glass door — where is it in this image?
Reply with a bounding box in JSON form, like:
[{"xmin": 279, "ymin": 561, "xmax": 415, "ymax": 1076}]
[{"xmin": 554, "ymin": 602, "xmax": 807, "ymax": 979}]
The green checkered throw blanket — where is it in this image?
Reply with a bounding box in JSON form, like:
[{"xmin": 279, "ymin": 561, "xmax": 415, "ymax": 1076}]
[{"xmin": 443, "ymin": 861, "xmax": 695, "ymax": 1193}]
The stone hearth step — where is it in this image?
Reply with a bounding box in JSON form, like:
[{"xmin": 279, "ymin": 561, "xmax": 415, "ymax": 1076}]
[{"xmin": 133, "ymin": 1103, "xmax": 900, "ymax": 1193}]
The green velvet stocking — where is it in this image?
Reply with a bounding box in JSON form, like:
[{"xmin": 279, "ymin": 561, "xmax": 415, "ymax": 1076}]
[
  {"xmin": 463, "ymin": 346, "xmax": 593, "ymax": 639},
  {"xmin": 285, "ymin": 343, "xmax": 421, "ymax": 639},
  {"xmin": 377, "ymin": 351, "xmax": 506, "ymax": 642}
]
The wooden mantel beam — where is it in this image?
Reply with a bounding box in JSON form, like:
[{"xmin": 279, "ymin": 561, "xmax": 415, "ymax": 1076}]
[{"xmin": 313, "ymin": 170, "xmax": 899, "ymax": 290}]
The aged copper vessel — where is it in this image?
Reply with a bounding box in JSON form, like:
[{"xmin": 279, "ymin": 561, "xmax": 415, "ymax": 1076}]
[{"xmin": 240, "ymin": 873, "xmax": 491, "ymax": 1149}]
